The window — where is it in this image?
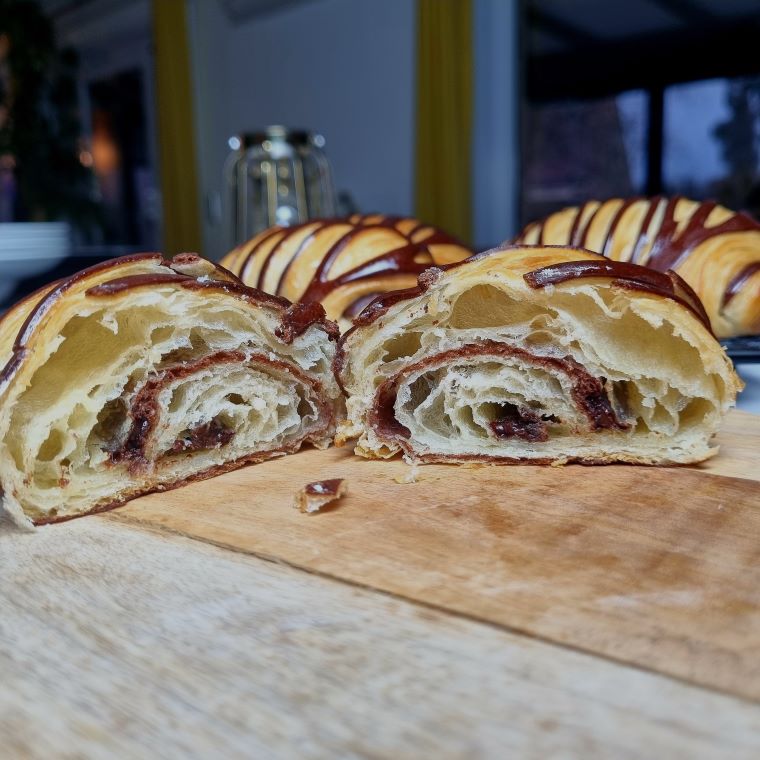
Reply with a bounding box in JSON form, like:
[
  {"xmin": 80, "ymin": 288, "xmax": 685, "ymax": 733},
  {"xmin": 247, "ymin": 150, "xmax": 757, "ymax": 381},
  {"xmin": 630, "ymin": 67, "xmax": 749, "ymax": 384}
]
[
  {"xmin": 664, "ymin": 76, "xmax": 760, "ymax": 218},
  {"xmin": 522, "ymin": 91, "xmax": 648, "ymax": 225},
  {"xmin": 522, "ymin": 0, "xmax": 760, "ymax": 226}
]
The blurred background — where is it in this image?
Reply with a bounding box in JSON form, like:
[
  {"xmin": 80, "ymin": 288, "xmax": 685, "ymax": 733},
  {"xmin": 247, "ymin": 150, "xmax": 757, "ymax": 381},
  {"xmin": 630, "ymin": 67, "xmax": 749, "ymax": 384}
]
[{"xmin": 2, "ymin": 0, "xmax": 760, "ymax": 312}]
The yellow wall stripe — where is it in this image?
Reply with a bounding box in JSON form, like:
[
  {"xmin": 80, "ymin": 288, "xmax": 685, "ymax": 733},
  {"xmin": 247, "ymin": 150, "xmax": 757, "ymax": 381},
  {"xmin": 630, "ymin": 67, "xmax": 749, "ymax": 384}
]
[
  {"xmin": 415, "ymin": 0, "xmax": 473, "ymax": 244},
  {"xmin": 151, "ymin": 0, "xmax": 202, "ymax": 254}
]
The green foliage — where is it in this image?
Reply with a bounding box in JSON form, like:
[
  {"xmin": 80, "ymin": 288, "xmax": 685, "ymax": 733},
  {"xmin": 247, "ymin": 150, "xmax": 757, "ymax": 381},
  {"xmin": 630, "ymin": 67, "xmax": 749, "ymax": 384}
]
[{"xmin": 0, "ymin": 0, "xmax": 101, "ymax": 231}]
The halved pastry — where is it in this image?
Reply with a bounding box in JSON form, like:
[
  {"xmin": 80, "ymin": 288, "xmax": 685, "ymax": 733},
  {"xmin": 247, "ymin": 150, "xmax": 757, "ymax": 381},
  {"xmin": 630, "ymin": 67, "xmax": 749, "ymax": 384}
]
[
  {"xmin": 514, "ymin": 196, "xmax": 760, "ymax": 338},
  {"xmin": 337, "ymin": 246, "xmax": 741, "ymax": 465},
  {"xmin": 0, "ymin": 253, "xmax": 340, "ymax": 525},
  {"xmin": 221, "ymin": 214, "xmax": 472, "ymax": 331}
]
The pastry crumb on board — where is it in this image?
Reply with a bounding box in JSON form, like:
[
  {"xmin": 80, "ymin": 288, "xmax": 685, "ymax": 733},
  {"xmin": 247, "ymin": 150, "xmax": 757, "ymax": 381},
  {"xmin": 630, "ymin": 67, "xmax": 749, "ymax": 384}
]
[{"xmin": 294, "ymin": 478, "xmax": 348, "ymax": 513}]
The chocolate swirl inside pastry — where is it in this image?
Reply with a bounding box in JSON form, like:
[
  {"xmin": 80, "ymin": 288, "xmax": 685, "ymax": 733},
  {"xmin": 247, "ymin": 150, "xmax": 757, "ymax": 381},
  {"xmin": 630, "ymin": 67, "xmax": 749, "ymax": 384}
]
[
  {"xmin": 220, "ymin": 214, "xmax": 472, "ymax": 331},
  {"xmin": 337, "ymin": 246, "xmax": 740, "ymax": 465},
  {"xmin": 514, "ymin": 196, "xmax": 760, "ymax": 338},
  {"xmin": 0, "ymin": 254, "xmax": 340, "ymax": 525}
]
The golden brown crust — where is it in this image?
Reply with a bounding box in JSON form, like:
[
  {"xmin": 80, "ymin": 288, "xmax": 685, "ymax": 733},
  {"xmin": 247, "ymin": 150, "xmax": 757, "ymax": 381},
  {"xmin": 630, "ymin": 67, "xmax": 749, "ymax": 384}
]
[
  {"xmin": 1, "ymin": 253, "xmax": 336, "ymax": 397},
  {"xmin": 33, "ymin": 446, "xmax": 296, "ymax": 525}
]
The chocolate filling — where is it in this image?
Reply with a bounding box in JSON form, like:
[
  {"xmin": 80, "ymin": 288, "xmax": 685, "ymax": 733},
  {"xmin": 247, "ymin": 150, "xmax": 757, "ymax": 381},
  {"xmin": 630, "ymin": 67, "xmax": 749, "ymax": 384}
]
[
  {"xmin": 571, "ymin": 373, "xmax": 622, "ymax": 431},
  {"xmin": 369, "ymin": 341, "xmax": 628, "ymax": 457},
  {"xmin": 490, "ymin": 404, "xmax": 549, "ymax": 442},
  {"xmin": 371, "ymin": 380, "xmax": 412, "ymax": 439},
  {"xmin": 110, "ymin": 350, "xmax": 245, "ymax": 469},
  {"xmin": 109, "ymin": 350, "xmax": 332, "ymax": 472},
  {"xmin": 170, "ymin": 419, "xmax": 235, "ymax": 454}
]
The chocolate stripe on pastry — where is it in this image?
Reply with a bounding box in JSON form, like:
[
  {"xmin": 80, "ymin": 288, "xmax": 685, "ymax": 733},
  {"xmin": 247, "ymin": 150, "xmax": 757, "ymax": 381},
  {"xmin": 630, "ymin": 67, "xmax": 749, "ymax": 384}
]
[
  {"xmin": 513, "ymin": 196, "xmax": 760, "ymax": 338},
  {"xmin": 723, "ymin": 262, "xmax": 760, "ymax": 306},
  {"xmin": 0, "ymin": 254, "xmax": 341, "ymax": 526},
  {"xmin": 220, "ymin": 215, "xmax": 472, "ymax": 331},
  {"xmin": 337, "ymin": 246, "xmax": 740, "ymax": 466},
  {"xmin": 523, "ymin": 259, "xmax": 712, "ymax": 332}
]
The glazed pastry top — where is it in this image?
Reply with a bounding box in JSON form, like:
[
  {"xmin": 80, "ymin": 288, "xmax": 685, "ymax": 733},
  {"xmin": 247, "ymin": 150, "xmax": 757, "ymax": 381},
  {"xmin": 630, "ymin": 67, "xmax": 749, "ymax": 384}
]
[
  {"xmin": 221, "ymin": 214, "xmax": 472, "ymax": 329},
  {"xmin": 515, "ymin": 196, "xmax": 760, "ymax": 337}
]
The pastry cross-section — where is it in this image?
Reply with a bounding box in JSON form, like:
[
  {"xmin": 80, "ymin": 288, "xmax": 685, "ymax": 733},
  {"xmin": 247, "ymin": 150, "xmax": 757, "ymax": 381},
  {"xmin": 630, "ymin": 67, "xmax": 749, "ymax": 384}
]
[
  {"xmin": 0, "ymin": 253, "xmax": 340, "ymax": 524},
  {"xmin": 337, "ymin": 246, "xmax": 741, "ymax": 465}
]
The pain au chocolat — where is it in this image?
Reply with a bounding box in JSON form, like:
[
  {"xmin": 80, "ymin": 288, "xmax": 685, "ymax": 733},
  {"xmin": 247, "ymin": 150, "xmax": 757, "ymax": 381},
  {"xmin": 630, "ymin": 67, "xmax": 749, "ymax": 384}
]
[
  {"xmin": 220, "ymin": 214, "xmax": 472, "ymax": 331},
  {"xmin": 515, "ymin": 196, "xmax": 760, "ymax": 338},
  {"xmin": 0, "ymin": 254, "xmax": 340, "ymax": 526},
  {"xmin": 337, "ymin": 246, "xmax": 740, "ymax": 465}
]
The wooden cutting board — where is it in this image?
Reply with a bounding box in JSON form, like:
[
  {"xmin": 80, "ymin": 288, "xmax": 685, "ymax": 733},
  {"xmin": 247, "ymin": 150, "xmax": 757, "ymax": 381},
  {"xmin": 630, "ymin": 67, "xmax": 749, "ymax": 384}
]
[{"xmin": 104, "ymin": 410, "xmax": 760, "ymax": 703}]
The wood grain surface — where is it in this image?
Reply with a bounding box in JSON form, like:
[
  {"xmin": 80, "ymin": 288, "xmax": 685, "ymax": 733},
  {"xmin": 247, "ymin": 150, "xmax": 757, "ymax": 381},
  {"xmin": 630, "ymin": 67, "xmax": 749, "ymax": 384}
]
[
  {"xmin": 106, "ymin": 409, "xmax": 760, "ymax": 702},
  {"xmin": 700, "ymin": 409, "xmax": 760, "ymax": 481},
  {"xmin": 3, "ymin": 518, "xmax": 760, "ymax": 760}
]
